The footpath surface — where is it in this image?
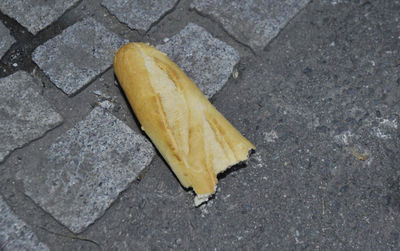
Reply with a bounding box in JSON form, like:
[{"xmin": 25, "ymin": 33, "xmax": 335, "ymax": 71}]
[{"xmin": 1, "ymin": 0, "xmax": 399, "ymax": 250}]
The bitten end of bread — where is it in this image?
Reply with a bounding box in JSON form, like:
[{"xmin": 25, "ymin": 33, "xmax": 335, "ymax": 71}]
[{"xmin": 194, "ymin": 192, "xmax": 214, "ymax": 207}]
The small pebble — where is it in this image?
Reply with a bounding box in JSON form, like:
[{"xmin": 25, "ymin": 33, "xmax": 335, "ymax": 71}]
[{"xmin": 232, "ymin": 69, "xmax": 239, "ymax": 79}]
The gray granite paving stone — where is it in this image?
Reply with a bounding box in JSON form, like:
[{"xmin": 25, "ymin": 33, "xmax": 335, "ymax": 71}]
[
  {"xmin": 18, "ymin": 107, "xmax": 155, "ymax": 233},
  {"xmin": 101, "ymin": 0, "xmax": 178, "ymax": 32},
  {"xmin": 0, "ymin": 71, "xmax": 63, "ymax": 163},
  {"xmin": 157, "ymin": 23, "xmax": 240, "ymax": 98},
  {"xmin": 191, "ymin": 0, "xmax": 310, "ymax": 51},
  {"xmin": 0, "ymin": 22, "xmax": 15, "ymax": 59},
  {"xmin": 0, "ymin": 0, "xmax": 79, "ymax": 35},
  {"xmin": 0, "ymin": 195, "xmax": 49, "ymax": 251},
  {"xmin": 33, "ymin": 18, "xmax": 126, "ymax": 96}
]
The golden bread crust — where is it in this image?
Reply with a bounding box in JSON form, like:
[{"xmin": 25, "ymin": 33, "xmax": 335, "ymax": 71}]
[{"xmin": 114, "ymin": 42, "xmax": 255, "ymax": 200}]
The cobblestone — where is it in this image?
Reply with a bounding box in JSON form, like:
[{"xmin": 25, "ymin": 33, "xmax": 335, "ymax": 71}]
[
  {"xmin": 17, "ymin": 107, "xmax": 154, "ymax": 233},
  {"xmin": 157, "ymin": 23, "xmax": 239, "ymax": 98},
  {"xmin": 0, "ymin": 0, "xmax": 79, "ymax": 35},
  {"xmin": 0, "ymin": 22, "xmax": 15, "ymax": 59},
  {"xmin": 0, "ymin": 71, "xmax": 63, "ymax": 163},
  {"xmin": 191, "ymin": 0, "xmax": 310, "ymax": 51},
  {"xmin": 101, "ymin": 0, "xmax": 178, "ymax": 32},
  {"xmin": 0, "ymin": 195, "xmax": 49, "ymax": 251},
  {"xmin": 33, "ymin": 18, "xmax": 126, "ymax": 96}
]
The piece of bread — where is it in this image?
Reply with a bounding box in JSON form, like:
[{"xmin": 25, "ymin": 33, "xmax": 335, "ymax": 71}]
[{"xmin": 114, "ymin": 42, "xmax": 255, "ymax": 205}]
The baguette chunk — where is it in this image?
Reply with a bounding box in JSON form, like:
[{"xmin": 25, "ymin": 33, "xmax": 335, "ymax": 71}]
[{"xmin": 114, "ymin": 43, "xmax": 255, "ymax": 205}]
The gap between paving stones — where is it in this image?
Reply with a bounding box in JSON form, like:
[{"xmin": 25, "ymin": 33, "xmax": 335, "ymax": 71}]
[
  {"xmin": 259, "ymin": 1, "xmax": 313, "ymax": 53},
  {"xmin": 0, "ymin": 195, "xmax": 50, "ymax": 250},
  {"xmin": 0, "ymin": 123, "xmax": 63, "ymax": 166},
  {"xmin": 145, "ymin": 0, "xmax": 182, "ymax": 34},
  {"xmin": 0, "ymin": 71, "xmax": 63, "ymax": 164},
  {"xmin": 0, "ymin": 5, "xmax": 83, "ymax": 79},
  {"xmin": 33, "ymin": 224, "xmax": 102, "ymax": 250},
  {"xmin": 190, "ymin": 7, "xmax": 257, "ymax": 55},
  {"xmin": 169, "ymin": 0, "xmax": 257, "ymax": 56},
  {"xmin": 16, "ymin": 192, "xmax": 104, "ymax": 251},
  {"xmin": 0, "ymin": 0, "xmax": 80, "ymax": 35},
  {"xmin": 101, "ymin": 0, "xmax": 178, "ymax": 33},
  {"xmin": 191, "ymin": 0, "xmax": 311, "ymax": 54}
]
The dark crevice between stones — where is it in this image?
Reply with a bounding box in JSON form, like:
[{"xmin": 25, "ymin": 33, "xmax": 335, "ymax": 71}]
[
  {"xmin": 35, "ymin": 225, "xmax": 103, "ymax": 251},
  {"xmin": 262, "ymin": 0, "xmax": 313, "ymax": 54},
  {"xmin": 190, "ymin": 7, "xmax": 256, "ymax": 56},
  {"xmin": 145, "ymin": 0, "xmax": 182, "ymax": 35},
  {"xmin": 0, "ymin": 10, "xmax": 36, "ymax": 77},
  {"xmin": 98, "ymin": 2, "xmax": 144, "ymax": 40},
  {"xmin": 0, "ymin": 1, "xmax": 82, "ymax": 78},
  {"xmin": 0, "ymin": 117, "xmax": 64, "ymax": 165},
  {"xmin": 14, "ymin": 186, "xmax": 103, "ymax": 249}
]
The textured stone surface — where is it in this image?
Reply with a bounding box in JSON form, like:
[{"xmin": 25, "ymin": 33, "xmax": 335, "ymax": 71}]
[
  {"xmin": 33, "ymin": 18, "xmax": 126, "ymax": 95},
  {"xmin": 101, "ymin": 0, "xmax": 178, "ymax": 32},
  {"xmin": 0, "ymin": 71, "xmax": 63, "ymax": 163},
  {"xmin": 0, "ymin": 195, "xmax": 49, "ymax": 251},
  {"xmin": 0, "ymin": 0, "xmax": 79, "ymax": 35},
  {"xmin": 157, "ymin": 23, "xmax": 240, "ymax": 98},
  {"xmin": 18, "ymin": 107, "xmax": 154, "ymax": 233},
  {"xmin": 191, "ymin": 0, "xmax": 310, "ymax": 51},
  {"xmin": 0, "ymin": 22, "xmax": 15, "ymax": 59}
]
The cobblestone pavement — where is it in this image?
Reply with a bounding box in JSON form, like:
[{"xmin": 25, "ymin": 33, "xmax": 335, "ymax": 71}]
[{"xmin": 1, "ymin": 0, "xmax": 400, "ymax": 250}]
